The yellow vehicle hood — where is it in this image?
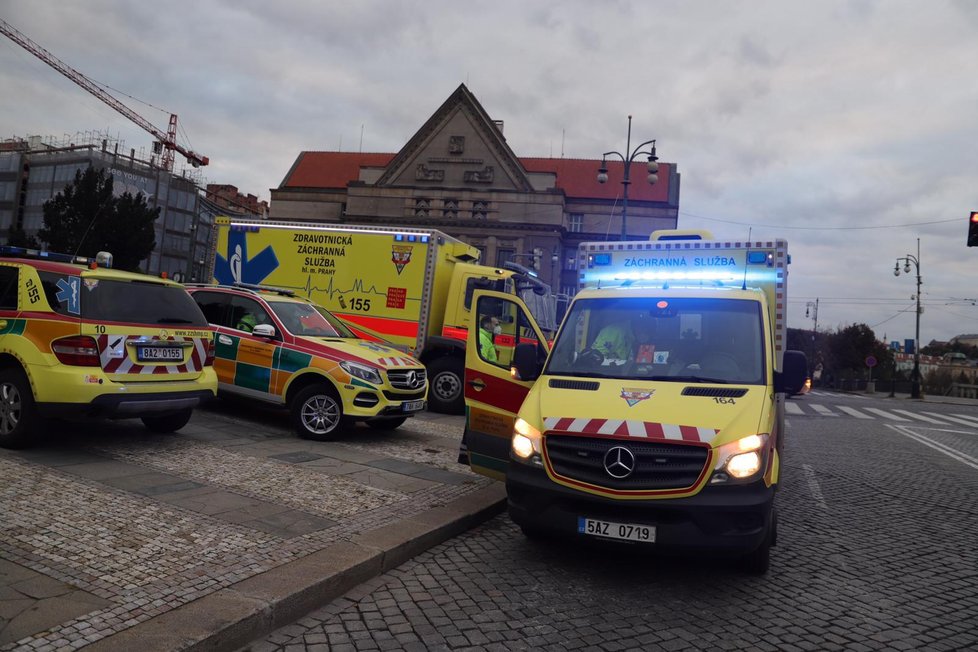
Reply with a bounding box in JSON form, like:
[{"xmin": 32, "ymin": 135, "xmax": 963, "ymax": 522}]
[
  {"xmin": 293, "ymin": 336, "xmax": 424, "ymax": 370},
  {"xmin": 534, "ymin": 377, "xmax": 768, "ymax": 447}
]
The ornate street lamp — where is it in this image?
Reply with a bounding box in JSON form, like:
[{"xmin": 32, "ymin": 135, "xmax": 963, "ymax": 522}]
[
  {"xmin": 894, "ymin": 238, "xmax": 923, "ymax": 399},
  {"xmin": 597, "ymin": 115, "xmax": 659, "ymax": 240}
]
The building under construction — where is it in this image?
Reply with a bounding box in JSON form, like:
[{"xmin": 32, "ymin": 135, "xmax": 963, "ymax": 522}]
[{"xmin": 0, "ymin": 132, "xmax": 227, "ymax": 281}]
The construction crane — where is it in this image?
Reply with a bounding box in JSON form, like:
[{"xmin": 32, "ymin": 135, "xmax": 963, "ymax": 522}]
[{"xmin": 0, "ymin": 17, "xmax": 209, "ymax": 171}]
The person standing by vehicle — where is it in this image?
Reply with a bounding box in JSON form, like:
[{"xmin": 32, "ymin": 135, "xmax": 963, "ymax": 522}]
[{"xmin": 479, "ymin": 315, "xmax": 498, "ymax": 363}]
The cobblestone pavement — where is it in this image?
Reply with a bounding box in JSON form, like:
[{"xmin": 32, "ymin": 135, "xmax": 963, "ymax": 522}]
[
  {"xmin": 250, "ymin": 398, "xmax": 978, "ymax": 652},
  {"xmin": 0, "ymin": 400, "xmax": 485, "ymax": 650}
]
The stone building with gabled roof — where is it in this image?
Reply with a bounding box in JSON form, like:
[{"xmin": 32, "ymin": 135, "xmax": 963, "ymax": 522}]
[{"xmin": 270, "ymin": 84, "xmax": 680, "ymax": 294}]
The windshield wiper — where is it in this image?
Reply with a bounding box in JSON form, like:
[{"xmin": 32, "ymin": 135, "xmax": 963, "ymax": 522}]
[{"xmin": 157, "ymin": 317, "xmax": 195, "ymax": 324}]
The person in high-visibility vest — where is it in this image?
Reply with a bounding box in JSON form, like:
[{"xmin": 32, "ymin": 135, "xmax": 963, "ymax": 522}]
[{"xmin": 479, "ymin": 315, "xmax": 498, "ymax": 363}]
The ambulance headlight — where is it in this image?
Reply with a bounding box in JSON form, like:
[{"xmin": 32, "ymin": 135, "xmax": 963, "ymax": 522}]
[
  {"xmin": 511, "ymin": 418, "xmax": 543, "ymax": 466},
  {"xmin": 340, "ymin": 361, "xmax": 383, "ymax": 385},
  {"xmin": 710, "ymin": 434, "xmax": 768, "ymax": 483}
]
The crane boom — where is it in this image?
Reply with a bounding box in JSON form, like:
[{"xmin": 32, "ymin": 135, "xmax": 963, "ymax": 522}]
[{"xmin": 0, "ymin": 18, "xmax": 209, "ymax": 170}]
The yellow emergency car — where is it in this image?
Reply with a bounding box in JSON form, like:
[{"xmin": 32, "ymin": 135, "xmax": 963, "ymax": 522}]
[
  {"xmin": 0, "ymin": 247, "xmax": 217, "ymax": 449},
  {"xmin": 460, "ymin": 231, "xmax": 807, "ymax": 573},
  {"xmin": 187, "ymin": 283, "xmax": 428, "ymax": 440}
]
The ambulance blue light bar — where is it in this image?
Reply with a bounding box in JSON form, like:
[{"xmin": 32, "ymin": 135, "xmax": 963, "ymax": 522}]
[
  {"xmin": 394, "ymin": 234, "xmax": 429, "ymax": 243},
  {"xmin": 0, "ymin": 246, "xmax": 98, "ymax": 266}
]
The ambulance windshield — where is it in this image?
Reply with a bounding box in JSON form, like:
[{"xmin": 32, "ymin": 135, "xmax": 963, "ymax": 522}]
[
  {"xmin": 267, "ymin": 300, "xmax": 356, "ymax": 338},
  {"xmin": 545, "ymin": 296, "xmax": 766, "ymax": 384}
]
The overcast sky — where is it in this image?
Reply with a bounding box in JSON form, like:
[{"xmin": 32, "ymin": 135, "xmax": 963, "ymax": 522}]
[{"xmin": 2, "ymin": 1, "xmax": 977, "ymax": 347}]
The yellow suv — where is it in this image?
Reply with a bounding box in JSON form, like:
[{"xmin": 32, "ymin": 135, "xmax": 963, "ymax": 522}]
[
  {"xmin": 0, "ymin": 247, "xmax": 217, "ymax": 448},
  {"xmin": 187, "ymin": 283, "xmax": 428, "ymax": 440}
]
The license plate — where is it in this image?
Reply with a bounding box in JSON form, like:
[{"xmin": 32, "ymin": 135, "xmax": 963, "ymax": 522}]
[
  {"xmin": 136, "ymin": 346, "xmax": 184, "ymax": 362},
  {"xmin": 578, "ymin": 517, "xmax": 656, "ymax": 543},
  {"xmin": 401, "ymin": 399, "xmax": 425, "ymax": 413}
]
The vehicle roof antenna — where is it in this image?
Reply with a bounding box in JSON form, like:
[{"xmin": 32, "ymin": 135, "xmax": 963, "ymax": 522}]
[{"xmin": 742, "ymin": 227, "xmax": 752, "ymax": 291}]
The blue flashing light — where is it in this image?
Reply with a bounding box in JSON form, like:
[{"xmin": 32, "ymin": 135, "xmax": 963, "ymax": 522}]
[
  {"xmin": 421, "ymin": 235, "xmax": 429, "ymax": 243},
  {"xmin": 591, "ymin": 253, "xmax": 612, "ymax": 266},
  {"xmin": 394, "ymin": 234, "xmax": 404, "ymax": 241},
  {"xmin": 408, "ymin": 235, "xmax": 417, "ymax": 242},
  {"xmin": 747, "ymin": 251, "xmax": 769, "ymax": 264},
  {"xmin": 581, "ymin": 268, "xmax": 778, "ymax": 286}
]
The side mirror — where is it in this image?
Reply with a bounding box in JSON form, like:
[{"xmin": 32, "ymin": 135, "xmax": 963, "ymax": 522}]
[
  {"xmin": 512, "ymin": 343, "xmax": 542, "ymax": 382},
  {"xmin": 252, "ymin": 323, "xmax": 276, "ymax": 338},
  {"xmin": 776, "ymin": 350, "xmax": 808, "ymax": 394}
]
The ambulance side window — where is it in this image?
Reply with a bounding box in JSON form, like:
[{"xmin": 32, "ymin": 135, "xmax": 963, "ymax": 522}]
[
  {"xmin": 475, "ymin": 297, "xmax": 542, "ymax": 369},
  {"xmin": 0, "ymin": 267, "xmax": 18, "ymax": 310},
  {"xmin": 192, "ymin": 291, "xmax": 231, "ymax": 326},
  {"xmin": 228, "ymin": 297, "xmax": 275, "ymax": 336}
]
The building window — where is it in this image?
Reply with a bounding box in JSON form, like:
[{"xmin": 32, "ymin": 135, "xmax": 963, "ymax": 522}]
[
  {"xmin": 472, "ymin": 200, "xmax": 489, "ymax": 220},
  {"xmin": 568, "ymin": 213, "xmax": 583, "ymax": 233},
  {"xmin": 443, "ymin": 198, "xmax": 458, "ymax": 218},
  {"xmin": 414, "ymin": 198, "xmax": 430, "ymax": 217},
  {"xmin": 495, "ymin": 247, "xmax": 514, "ymax": 268}
]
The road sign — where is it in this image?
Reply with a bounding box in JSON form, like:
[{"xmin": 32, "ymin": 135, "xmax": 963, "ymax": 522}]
[{"xmin": 866, "ymin": 355, "xmax": 877, "ymax": 368}]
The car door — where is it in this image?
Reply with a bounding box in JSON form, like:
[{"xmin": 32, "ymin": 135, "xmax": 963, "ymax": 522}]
[
  {"xmin": 222, "ymin": 295, "xmax": 280, "ymax": 399},
  {"xmin": 463, "ymin": 290, "xmax": 549, "ymax": 480}
]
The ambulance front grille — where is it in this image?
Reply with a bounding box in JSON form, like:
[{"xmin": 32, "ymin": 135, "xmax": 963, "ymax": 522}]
[
  {"xmin": 545, "ymin": 435, "xmax": 708, "ymax": 491},
  {"xmin": 387, "ymin": 368, "xmax": 427, "ymax": 390}
]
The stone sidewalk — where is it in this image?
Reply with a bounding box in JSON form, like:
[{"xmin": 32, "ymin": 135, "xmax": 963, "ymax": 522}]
[{"xmin": 0, "ymin": 402, "xmax": 503, "ymax": 651}]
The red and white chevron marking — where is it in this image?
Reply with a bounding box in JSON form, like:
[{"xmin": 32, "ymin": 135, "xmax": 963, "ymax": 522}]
[
  {"xmin": 544, "ymin": 416, "xmax": 719, "ymax": 443},
  {"xmin": 97, "ymin": 335, "xmax": 206, "ymax": 375},
  {"xmin": 378, "ymin": 356, "xmax": 421, "ymax": 367}
]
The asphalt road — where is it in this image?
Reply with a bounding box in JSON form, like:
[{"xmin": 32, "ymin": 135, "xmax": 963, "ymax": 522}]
[{"xmin": 246, "ymin": 391, "xmax": 978, "ymax": 652}]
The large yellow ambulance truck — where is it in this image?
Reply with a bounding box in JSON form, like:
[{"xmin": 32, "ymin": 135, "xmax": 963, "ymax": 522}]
[
  {"xmin": 209, "ymin": 217, "xmax": 556, "ymax": 413},
  {"xmin": 460, "ymin": 230, "xmax": 806, "ymax": 573}
]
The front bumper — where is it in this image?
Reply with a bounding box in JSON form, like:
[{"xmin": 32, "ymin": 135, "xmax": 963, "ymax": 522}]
[
  {"xmin": 506, "ymin": 462, "xmax": 775, "ymax": 556},
  {"xmin": 343, "ymin": 387, "xmax": 428, "ymax": 420}
]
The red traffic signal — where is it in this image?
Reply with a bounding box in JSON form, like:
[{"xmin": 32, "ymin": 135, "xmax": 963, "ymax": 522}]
[{"xmin": 970, "ymin": 211, "xmax": 978, "ymax": 247}]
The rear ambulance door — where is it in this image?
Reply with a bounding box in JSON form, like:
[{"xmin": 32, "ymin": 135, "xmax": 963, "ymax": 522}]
[{"xmin": 463, "ymin": 289, "xmax": 549, "ymax": 480}]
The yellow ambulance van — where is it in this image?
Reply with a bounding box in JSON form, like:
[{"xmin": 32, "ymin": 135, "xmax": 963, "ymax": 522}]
[{"xmin": 460, "ymin": 230, "xmax": 806, "ymax": 573}]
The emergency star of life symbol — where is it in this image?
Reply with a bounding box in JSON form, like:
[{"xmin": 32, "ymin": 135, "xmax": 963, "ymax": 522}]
[
  {"xmin": 391, "ymin": 245, "xmax": 413, "ymax": 275},
  {"xmin": 620, "ymin": 387, "xmax": 654, "ymax": 407}
]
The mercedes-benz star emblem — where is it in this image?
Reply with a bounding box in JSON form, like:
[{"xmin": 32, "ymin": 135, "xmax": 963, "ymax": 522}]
[
  {"xmin": 405, "ymin": 370, "xmax": 422, "ymax": 389},
  {"xmin": 603, "ymin": 446, "xmax": 636, "ymax": 479}
]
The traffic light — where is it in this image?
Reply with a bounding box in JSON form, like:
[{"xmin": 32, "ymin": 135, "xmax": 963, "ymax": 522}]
[{"xmin": 969, "ymin": 211, "xmax": 978, "ymax": 247}]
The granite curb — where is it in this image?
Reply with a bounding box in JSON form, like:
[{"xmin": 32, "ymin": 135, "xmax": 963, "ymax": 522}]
[{"xmin": 80, "ymin": 483, "xmax": 507, "ymax": 652}]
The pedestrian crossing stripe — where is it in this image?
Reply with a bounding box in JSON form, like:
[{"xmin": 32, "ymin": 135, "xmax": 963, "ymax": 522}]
[{"xmin": 787, "ymin": 402, "xmax": 978, "ymax": 427}]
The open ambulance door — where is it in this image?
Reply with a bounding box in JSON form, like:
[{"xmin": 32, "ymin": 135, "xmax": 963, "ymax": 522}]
[{"xmin": 462, "ymin": 289, "xmax": 550, "ymax": 480}]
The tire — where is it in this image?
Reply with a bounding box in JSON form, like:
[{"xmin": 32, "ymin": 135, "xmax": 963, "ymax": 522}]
[
  {"xmin": 141, "ymin": 408, "xmax": 193, "ymax": 433},
  {"xmin": 427, "ymin": 357, "xmax": 465, "ymax": 415},
  {"xmin": 742, "ymin": 513, "xmax": 775, "ymax": 575},
  {"xmin": 0, "ymin": 368, "xmax": 39, "ymax": 449},
  {"xmin": 366, "ymin": 416, "xmax": 408, "ymax": 430},
  {"xmin": 291, "ymin": 384, "xmax": 349, "ymax": 440}
]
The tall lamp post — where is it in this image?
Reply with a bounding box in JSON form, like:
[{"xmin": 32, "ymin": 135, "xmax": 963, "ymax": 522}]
[
  {"xmin": 596, "ymin": 115, "xmax": 659, "ymax": 240},
  {"xmin": 894, "ymin": 238, "xmax": 922, "ymax": 398}
]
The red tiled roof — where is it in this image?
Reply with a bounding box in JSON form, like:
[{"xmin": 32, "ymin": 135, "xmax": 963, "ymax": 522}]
[
  {"xmin": 283, "ymin": 152, "xmax": 395, "ymax": 189},
  {"xmin": 521, "ymin": 157, "xmax": 671, "ymax": 202},
  {"xmin": 281, "ymin": 152, "xmax": 671, "ymax": 202}
]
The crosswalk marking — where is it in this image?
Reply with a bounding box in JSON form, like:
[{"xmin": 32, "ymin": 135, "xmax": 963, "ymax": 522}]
[
  {"xmin": 862, "ymin": 408, "xmax": 910, "ymax": 422},
  {"xmin": 950, "ymin": 413, "xmax": 978, "ymax": 426},
  {"xmin": 787, "ymin": 402, "xmax": 978, "ymax": 427},
  {"xmin": 836, "ymin": 406, "xmax": 872, "ymax": 419},
  {"xmin": 890, "ymin": 410, "xmax": 947, "ymax": 424},
  {"xmin": 921, "ymin": 412, "xmax": 978, "ymax": 428},
  {"xmin": 810, "ymin": 404, "xmax": 838, "ymax": 417}
]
